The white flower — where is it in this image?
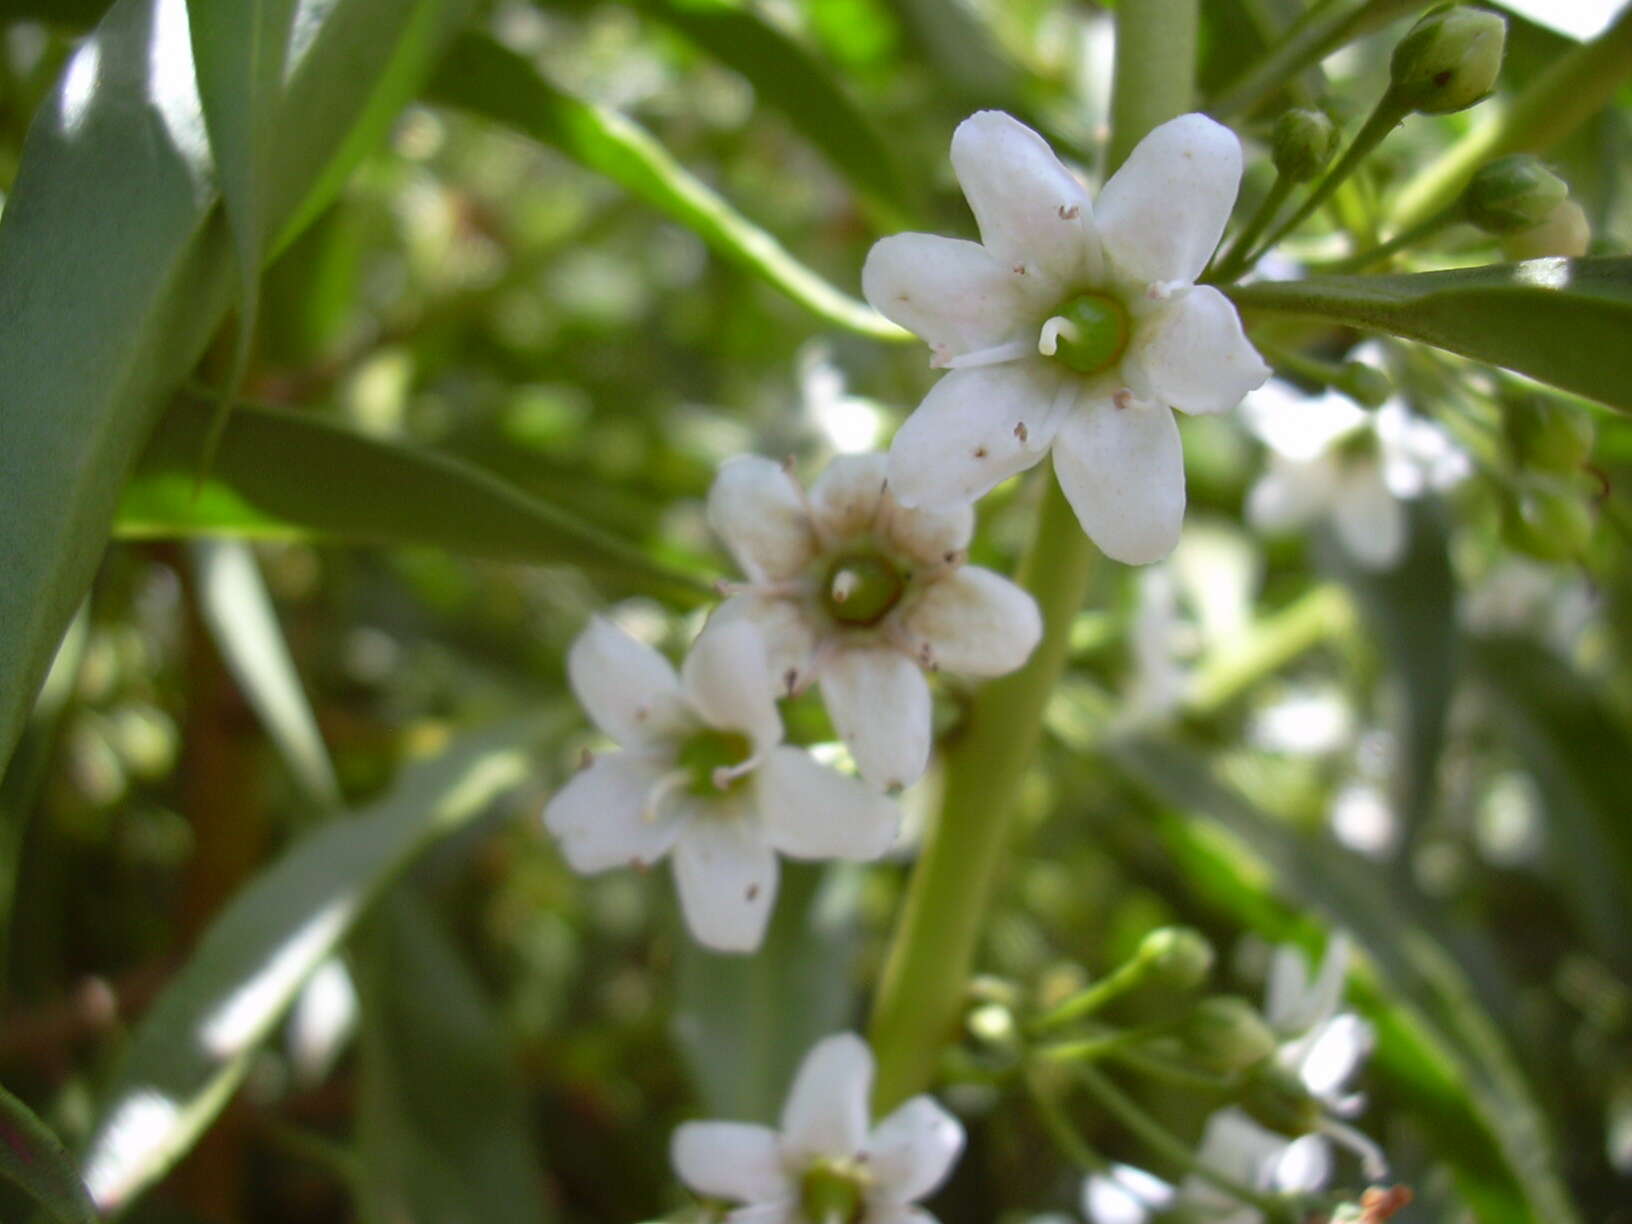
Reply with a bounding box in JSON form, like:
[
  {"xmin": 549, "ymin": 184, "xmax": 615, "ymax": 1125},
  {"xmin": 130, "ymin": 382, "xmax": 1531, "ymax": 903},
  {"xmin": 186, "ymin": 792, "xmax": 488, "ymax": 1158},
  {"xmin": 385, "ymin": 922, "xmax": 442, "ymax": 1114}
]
[
  {"xmin": 707, "ymin": 452, "xmax": 1041, "ymax": 791},
  {"xmin": 672, "ymin": 1031, "xmax": 964, "ymax": 1224},
  {"xmin": 1263, "ymin": 937, "xmax": 1374, "ymax": 1121},
  {"xmin": 863, "ymin": 110, "xmax": 1270, "ymax": 565},
  {"xmin": 1243, "ymin": 378, "xmax": 1471, "ymax": 571},
  {"xmin": 543, "ymin": 618, "xmax": 899, "ymax": 953}
]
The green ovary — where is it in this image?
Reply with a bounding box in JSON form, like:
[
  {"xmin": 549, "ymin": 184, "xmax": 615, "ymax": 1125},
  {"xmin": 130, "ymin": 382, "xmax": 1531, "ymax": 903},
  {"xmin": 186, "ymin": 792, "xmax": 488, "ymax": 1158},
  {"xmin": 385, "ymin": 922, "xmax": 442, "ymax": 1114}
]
[
  {"xmin": 675, "ymin": 728, "xmax": 753, "ymax": 795},
  {"xmin": 823, "ymin": 551, "xmax": 905, "ymax": 626},
  {"xmin": 800, "ymin": 1159, "xmax": 870, "ymax": 1224},
  {"xmin": 1044, "ymin": 291, "xmax": 1131, "ymax": 377}
]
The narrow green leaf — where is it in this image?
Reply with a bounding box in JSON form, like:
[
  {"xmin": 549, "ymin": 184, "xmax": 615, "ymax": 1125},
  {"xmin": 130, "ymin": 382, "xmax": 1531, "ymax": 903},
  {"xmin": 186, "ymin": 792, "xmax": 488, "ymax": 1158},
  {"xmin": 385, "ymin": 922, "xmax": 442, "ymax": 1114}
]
[
  {"xmin": 78, "ymin": 721, "xmax": 541, "ymax": 1214},
  {"xmin": 424, "ymin": 33, "xmax": 908, "ymax": 342},
  {"xmin": 118, "ymin": 398, "xmax": 711, "ymax": 606},
  {"xmin": 0, "ymin": 0, "xmax": 472, "ymax": 771},
  {"xmin": 191, "ymin": 540, "xmax": 342, "ymax": 807},
  {"xmin": 1107, "ymin": 734, "xmax": 1580, "ymax": 1224},
  {"xmin": 354, "ymin": 892, "xmax": 548, "ymax": 1224},
  {"xmin": 185, "ymin": 0, "xmax": 297, "ymax": 471},
  {"xmin": 1226, "ymin": 257, "xmax": 1632, "ymax": 412},
  {"xmin": 0, "ymin": 1083, "xmax": 97, "ymax": 1224},
  {"xmin": 674, "ymin": 863, "xmax": 860, "ymax": 1121}
]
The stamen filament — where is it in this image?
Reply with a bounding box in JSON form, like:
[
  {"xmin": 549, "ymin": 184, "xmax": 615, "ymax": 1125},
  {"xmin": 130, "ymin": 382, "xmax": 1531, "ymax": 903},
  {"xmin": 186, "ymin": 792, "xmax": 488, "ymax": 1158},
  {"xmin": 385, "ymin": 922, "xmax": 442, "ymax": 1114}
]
[
  {"xmin": 1320, "ymin": 1117, "xmax": 1389, "ymax": 1181},
  {"xmin": 642, "ymin": 768, "xmax": 691, "ymax": 824},
  {"xmin": 939, "ymin": 339, "xmax": 1034, "ymax": 369}
]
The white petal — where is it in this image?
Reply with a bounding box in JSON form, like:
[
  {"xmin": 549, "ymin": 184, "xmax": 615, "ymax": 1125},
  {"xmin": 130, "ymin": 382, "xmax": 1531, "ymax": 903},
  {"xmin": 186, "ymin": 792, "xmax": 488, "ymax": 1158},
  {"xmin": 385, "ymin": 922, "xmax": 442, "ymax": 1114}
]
[
  {"xmin": 903, "ymin": 567, "xmax": 1041, "ymax": 677},
  {"xmin": 1096, "ymin": 113, "xmax": 1242, "ymax": 286},
  {"xmin": 1053, "ymin": 397, "xmax": 1185, "ymax": 565},
  {"xmin": 543, "ymin": 752, "xmax": 681, "ymax": 873},
  {"xmin": 810, "ymin": 452, "xmax": 888, "ymax": 541},
  {"xmin": 881, "ymin": 497, "xmax": 974, "ymax": 567},
  {"xmin": 709, "ymin": 455, "xmax": 817, "ymax": 583},
  {"xmin": 1245, "ymin": 459, "xmax": 1329, "ymax": 534},
  {"xmin": 683, "ymin": 620, "xmax": 784, "ymax": 752},
  {"xmin": 711, "ymin": 595, "xmax": 820, "ymax": 698},
  {"xmin": 1331, "ymin": 468, "xmax": 1406, "ymax": 571},
  {"xmin": 887, "ymin": 362, "xmax": 1065, "ymax": 509},
  {"xmin": 756, "ymin": 745, "xmax": 901, "ymax": 859},
  {"xmin": 1297, "ymin": 1013, "xmax": 1374, "ymax": 1100},
  {"xmin": 1272, "ymin": 1135, "xmax": 1333, "ymax": 1195},
  {"xmin": 568, "ymin": 617, "xmax": 687, "ymax": 746},
  {"xmin": 671, "ymin": 1122, "xmax": 789, "ymax": 1203},
  {"xmin": 1123, "ymin": 286, "xmax": 1269, "ymax": 415},
  {"xmin": 864, "ymin": 1096, "xmax": 964, "ymax": 1204},
  {"xmin": 779, "ymin": 1032, "xmax": 873, "ymax": 1162},
  {"xmin": 672, "ymin": 809, "xmax": 779, "ymax": 954},
  {"xmin": 1241, "ymin": 384, "xmax": 1365, "ymax": 462},
  {"xmin": 1264, "ymin": 943, "xmax": 1312, "ymax": 1032},
  {"xmin": 862, "ymin": 233, "xmax": 1033, "ymax": 355},
  {"xmin": 949, "ymin": 110, "xmax": 1099, "ymax": 289},
  {"xmin": 820, "ymin": 648, "xmax": 932, "ymax": 792},
  {"xmin": 725, "ymin": 1204, "xmax": 796, "ymax": 1224},
  {"xmin": 865, "ymin": 1209, "xmax": 938, "ymax": 1224}
]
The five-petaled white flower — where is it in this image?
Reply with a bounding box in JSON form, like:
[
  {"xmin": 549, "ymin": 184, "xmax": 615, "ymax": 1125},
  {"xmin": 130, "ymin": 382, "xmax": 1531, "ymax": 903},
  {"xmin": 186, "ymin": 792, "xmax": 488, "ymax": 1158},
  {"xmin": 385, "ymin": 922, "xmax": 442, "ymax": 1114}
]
[
  {"xmin": 1243, "ymin": 375, "xmax": 1470, "ymax": 571},
  {"xmin": 671, "ymin": 1031, "xmax": 964, "ymax": 1224},
  {"xmin": 544, "ymin": 618, "xmax": 899, "ymax": 953},
  {"xmin": 708, "ymin": 452, "xmax": 1041, "ymax": 792},
  {"xmin": 863, "ymin": 110, "xmax": 1271, "ymax": 565}
]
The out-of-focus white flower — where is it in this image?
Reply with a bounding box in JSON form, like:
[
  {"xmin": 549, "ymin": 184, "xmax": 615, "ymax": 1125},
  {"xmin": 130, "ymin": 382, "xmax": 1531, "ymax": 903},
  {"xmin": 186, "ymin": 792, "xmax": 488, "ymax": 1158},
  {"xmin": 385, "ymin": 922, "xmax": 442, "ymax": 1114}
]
[
  {"xmin": 1243, "ymin": 377, "xmax": 1471, "ymax": 571},
  {"xmin": 1460, "ymin": 557, "xmax": 1598, "ymax": 655},
  {"xmin": 672, "ymin": 1032, "xmax": 964, "ymax": 1223},
  {"xmin": 864, "ymin": 110, "xmax": 1269, "ymax": 565},
  {"xmin": 544, "ymin": 618, "xmax": 898, "ymax": 953},
  {"xmin": 800, "ymin": 341, "xmax": 888, "ymax": 454},
  {"xmin": 1264, "ymin": 937, "xmax": 1374, "ymax": 1121},
  {"xmin": 708, "ymin": 453, "xmax": 1041, "ymax": 792}
]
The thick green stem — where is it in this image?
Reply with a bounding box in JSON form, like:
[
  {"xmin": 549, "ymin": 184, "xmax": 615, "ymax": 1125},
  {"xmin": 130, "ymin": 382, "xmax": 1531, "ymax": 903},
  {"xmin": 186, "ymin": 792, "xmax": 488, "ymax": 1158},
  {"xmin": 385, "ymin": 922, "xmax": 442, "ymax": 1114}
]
[
  {"xmin": 1391, "ymin": 5, "xmax": 1632, "ymax": 229},
  {"xmin": 867, "ymin": 0, "xmax": 1200, "ymax": 1114}
]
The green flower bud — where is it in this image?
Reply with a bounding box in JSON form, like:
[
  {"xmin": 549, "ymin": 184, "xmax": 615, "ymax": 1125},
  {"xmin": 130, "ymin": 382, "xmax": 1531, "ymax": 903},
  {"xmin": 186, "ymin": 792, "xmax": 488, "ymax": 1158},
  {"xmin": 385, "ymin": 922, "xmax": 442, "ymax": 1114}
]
[
  {"xmin": 1240, "ymin": 1063, "xmax": 1323, "ymax": 1138},
  {"xmin": 1336, "ymin": 361, "xmax": 1391, "ymax": 409},
  {"xmin": 1503, "ymin": 396, "xmax": 1594, "ymax": 474},
  {"xmin": 1272, "ymin": 108, "xmax": 1340, "ymax": 183},
  {"xmin": 1463, "ymin": 155, "xmax": 1569, "ymax": 234},
  {"xmin": 1503, "ymin": 198, "xmax": 1591, "ymax": 259},
  {"xmin": 1503, "ymin": 476, "xmax": 1594, "ymax": 561},
  {"xmin": 1139, "ymin": 926, "xmax": 1215, "ymax": 991},
  {"xmin": 1179, "ymin": 997, "xmax": 1277, "ymax": 1074},
  {"xmin": 1389, "ymin": 5, "xmax": 1507, "ymax": 115}
]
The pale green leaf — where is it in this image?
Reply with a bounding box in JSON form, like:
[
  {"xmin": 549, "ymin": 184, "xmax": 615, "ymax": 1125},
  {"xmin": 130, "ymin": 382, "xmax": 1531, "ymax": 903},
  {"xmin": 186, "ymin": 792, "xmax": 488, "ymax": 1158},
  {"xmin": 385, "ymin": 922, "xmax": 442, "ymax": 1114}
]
[
  {"xmin": 78, "ymin": 721, "xmax": 541, "ymax": 1214},
  {"xmin": 0, "ymin": 1083, "xmax": 97, "ymax": 1224},
  {"xmin": 118, "ymin": 398, "xmax": 711, "ymax": 607},
  {"xmin": 424, "ymin": 33, "xmax": 908, "ymax": 342},
  {"xmin": 1226, "ymin": 257, "xmax": 1632, "ymax": 412}
]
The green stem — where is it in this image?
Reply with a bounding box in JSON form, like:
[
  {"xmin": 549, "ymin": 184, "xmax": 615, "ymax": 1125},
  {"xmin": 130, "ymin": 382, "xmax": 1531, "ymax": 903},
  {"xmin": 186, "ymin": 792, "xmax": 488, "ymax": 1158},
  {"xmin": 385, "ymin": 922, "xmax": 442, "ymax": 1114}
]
[
  {"xmin": 1033, "ymin": 958, "xmax": 1162, "ymax": 1033},
  {"xmin": 1391, "ymin": 4, "xmax": 1632, "ymax": 229},
  {"xmin": 1318, "ymin": 206, "xmax": 1459, "ymax": 273},
  {"xmin": 1026, "ymin": 1070, "xmax": 1104, "ymax": 1172},
  {"xmin": 1210, "ymin": 174, "xmax": 1297, "ymax": 283},
  {"xmin": 1239, "ymin": 93, "xmax": 1410, "ymax": 271},
  {"xmin": 1075, "ymin": 1064, "xmax": 1294, "ymax": 1220},
  {"xmin": 867, "ymin": 0, "xmax": 1201, "ymax": 1114}
]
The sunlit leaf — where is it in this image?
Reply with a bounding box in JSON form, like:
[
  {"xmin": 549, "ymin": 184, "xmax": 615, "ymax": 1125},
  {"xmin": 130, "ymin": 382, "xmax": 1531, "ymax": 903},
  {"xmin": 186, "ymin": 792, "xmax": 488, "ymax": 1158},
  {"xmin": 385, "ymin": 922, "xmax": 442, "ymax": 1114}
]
[
  {"xmin": 78, "ymin": 721, "xmax": 541, "ymax": 1213},
  {"xmin": 0, "ymin": 1083, "xmax": 97, "ymax": 1224},
  {"xmin": 354, "ymin": 892, "xmax": 549, "ymax": 1224},
  {"xmin": 424, "ymin": 33, "xmax": 908, "ymax": 342},
  {"xmin": 1227, "ymin": 258, "xmax": 1632, "ymax": 413},
  {"xmin": 119, "ymin": 398, "xmax": 711, "ymax": 606}
]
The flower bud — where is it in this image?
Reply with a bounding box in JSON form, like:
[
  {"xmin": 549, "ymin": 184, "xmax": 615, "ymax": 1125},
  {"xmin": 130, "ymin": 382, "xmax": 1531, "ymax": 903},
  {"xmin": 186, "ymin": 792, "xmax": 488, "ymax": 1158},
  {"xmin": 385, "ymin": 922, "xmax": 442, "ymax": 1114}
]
[
  {"xmin": 1179, "ymin": 997, "xmax": 1277, "ymax": 1074},
  {"xmin": 1503, "ymin": 396, "xmax": 1594, "ymax": 475},
  {"xmin": 1462, "ymin": 155, "xmax": 1569, "ymax": 234},
  {"xmin": 1139, "ymin": 926, "xmax": 1215, "ymax": 991},
  {"xmin": 1389, "ymin": 5, "xmax": 1506, "ymax": 115},
  {"xmin": 1503, "ymin": 476, "xmax": 1593, "ymax": 561},
  {"xmin": 1240, "ymin": 1063, "xmax": 1323, "ymax": 1138},
  {"xmin": 1337, "ymin": 361, "xmax": 1391, "ymax": 409},
  {"xmin": 1272, "ymin": 108, "xmax": 1340, "ymax": 183},
  {"xmin": 1503, "ymin": 198, "xmax": 1591, "ymax": 259}
]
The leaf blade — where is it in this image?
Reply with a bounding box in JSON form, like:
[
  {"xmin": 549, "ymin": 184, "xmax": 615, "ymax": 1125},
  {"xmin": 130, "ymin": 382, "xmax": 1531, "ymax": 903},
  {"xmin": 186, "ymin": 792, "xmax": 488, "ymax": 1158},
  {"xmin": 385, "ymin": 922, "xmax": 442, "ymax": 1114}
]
[{"xmin": 0, "ymin": 1083, "xmax": 97, "ymax": 1224}]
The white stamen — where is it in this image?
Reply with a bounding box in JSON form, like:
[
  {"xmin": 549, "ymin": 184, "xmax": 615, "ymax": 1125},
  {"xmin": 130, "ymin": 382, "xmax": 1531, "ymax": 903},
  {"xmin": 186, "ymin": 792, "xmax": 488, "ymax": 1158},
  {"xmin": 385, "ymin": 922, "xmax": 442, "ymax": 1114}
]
[
  {"xmin": 939, "ymin": 338, "xmax": 1034, "ymax": 370},
  {"xmin": 830, "ymin": 569, "xmax": 860, "ymax": 604},
  {"xmin": 1037, "ymin": 315, "xmax": 1081, "ymax": 357},
  {"xmin": 1320, "ymin": 1117, "xmax": 1389, "ymax": 1182},
  {"xmin": 711, "ymin": 753, "xmax": 762, "ymax": 791},
  {"xmin": 642, "ymin": 769, "xmax": 691, "ymax": 824}
]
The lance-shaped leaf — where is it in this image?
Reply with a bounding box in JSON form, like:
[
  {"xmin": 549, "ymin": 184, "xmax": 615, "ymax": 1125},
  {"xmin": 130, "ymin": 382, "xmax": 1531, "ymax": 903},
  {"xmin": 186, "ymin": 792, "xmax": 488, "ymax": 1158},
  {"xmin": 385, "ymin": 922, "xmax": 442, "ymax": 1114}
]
[
  {"xmin": 0, "ymin": 1084, "xmax": 97, "ymax": 1224},
  {"xmin": 1226, "ymin": 258, "xmax": 1632, "ymax": 412},
  {"xmin": 424, "ymin": 33, "xmax": 907, "ymax": 342},
  {"xmin": 78, "ymin": 721, "xmax": 541, "ymax": 1214},
  {"xmin": 0, "ymin": 0, "xmax": 473, "ymax": 770},
  {"xmin": 118, "ymin": 398, "xmax": 710, "ymax": 606},
  {"xmin": 354, "ymin": 892, "xmax": 548, "ymax": 1224}
]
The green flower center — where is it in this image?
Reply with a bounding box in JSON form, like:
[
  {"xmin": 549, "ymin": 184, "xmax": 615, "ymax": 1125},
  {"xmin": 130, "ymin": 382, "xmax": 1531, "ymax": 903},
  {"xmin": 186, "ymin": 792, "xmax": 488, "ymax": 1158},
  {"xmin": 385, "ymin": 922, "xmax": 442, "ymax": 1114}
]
[
  {"xmin": 823, "ymin": 550, "xmax": 905, "ymax": 626},
  {"xmin": 674, "ymin": 728, "xmax": 753, "ymax": 796},
  {"xmin": 799, "ymin": 1158, "xmax": 871, "ymax": 1224},
  {"xmin": 1043, "ymin": 291, "xmax": 1131, "ymax": 377}
]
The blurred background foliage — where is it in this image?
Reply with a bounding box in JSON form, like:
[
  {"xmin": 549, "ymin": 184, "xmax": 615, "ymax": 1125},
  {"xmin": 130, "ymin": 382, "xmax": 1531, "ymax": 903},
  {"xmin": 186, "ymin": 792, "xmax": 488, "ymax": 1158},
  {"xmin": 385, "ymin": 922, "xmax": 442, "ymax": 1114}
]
[{"xmin": 1, "ymin": 0, "xmax": 1631, "ymax": 1221}]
